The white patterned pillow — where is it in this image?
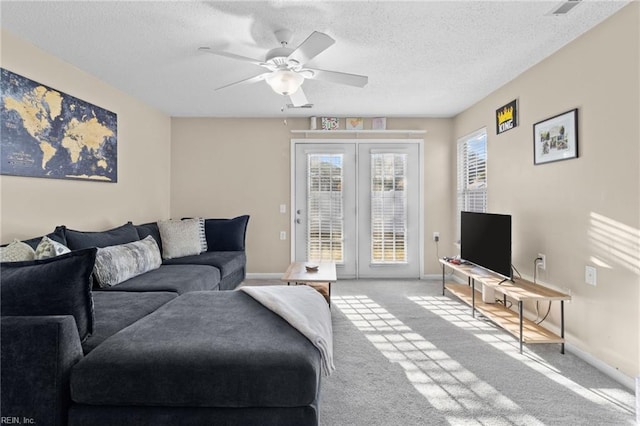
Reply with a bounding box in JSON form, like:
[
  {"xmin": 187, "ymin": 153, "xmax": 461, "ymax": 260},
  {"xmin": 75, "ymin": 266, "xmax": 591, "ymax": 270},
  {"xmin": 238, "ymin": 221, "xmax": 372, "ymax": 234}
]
[
  {"xmin": 35, "ymin": 236, "xmax": 71, "ymax": 259},
  {"xmin": 93, "ymin": 236, "xmax": 162, "ymax": 288},
  {"xmin": 0, "ymin": 239, "xmax": 36, "ymax": 262},
  {"xmin": 157, "ymin": 218, "xmax": 202, "ymax": 260},
  {"xmin": 197, "ymin": 217, "xmax": 207, "ymax": 252}
]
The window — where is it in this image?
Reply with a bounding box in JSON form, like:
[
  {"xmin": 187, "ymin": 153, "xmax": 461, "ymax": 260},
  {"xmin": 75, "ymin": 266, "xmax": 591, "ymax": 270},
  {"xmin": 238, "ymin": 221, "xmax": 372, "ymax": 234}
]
[
  {"xmin": 307, "ymin": 153, "xmax": 344, "ymax": 262},
  {"xmin": 371, "ymin": 152, "xmax": 407, "ymax": 264},
  {"xmin": 457, "ymin": 129, "xmax": 487, "ymax": 236}
]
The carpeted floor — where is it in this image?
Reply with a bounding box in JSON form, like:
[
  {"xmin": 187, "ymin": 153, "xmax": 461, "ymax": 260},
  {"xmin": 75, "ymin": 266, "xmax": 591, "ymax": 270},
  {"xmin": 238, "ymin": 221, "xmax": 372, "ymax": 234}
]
[{"xmin": 243, "ymin": 279, "xmax": 636, "ymax": 425}]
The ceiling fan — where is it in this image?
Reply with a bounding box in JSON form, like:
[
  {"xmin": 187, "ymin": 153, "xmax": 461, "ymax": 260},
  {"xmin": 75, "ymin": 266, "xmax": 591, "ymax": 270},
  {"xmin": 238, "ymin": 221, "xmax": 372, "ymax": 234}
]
[{"xmin": 198, "ymin": 29, "xmax": 368, "ymax": 106}]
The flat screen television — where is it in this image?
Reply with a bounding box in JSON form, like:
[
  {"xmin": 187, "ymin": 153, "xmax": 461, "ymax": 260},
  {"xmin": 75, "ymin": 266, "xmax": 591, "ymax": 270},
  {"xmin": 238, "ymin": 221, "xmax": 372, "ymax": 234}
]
[{"xmin": 460, "ymin": 211, "xmax": 512, "ymax": 280}]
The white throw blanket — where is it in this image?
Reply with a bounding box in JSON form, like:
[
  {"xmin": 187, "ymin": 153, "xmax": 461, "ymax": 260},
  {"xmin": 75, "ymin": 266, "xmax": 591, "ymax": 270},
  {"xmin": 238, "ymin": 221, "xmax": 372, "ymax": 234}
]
[{"xmin": 239, "ymin": 285, "xmax": 335, "ymax": 376}]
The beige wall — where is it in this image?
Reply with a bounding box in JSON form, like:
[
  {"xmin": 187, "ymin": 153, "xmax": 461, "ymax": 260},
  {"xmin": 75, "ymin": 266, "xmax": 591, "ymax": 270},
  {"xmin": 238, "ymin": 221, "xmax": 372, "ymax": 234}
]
[
  {"xmin": 0, "ymin": 30, "xmax": 172, "ymax": 242},
  {"xmin": 170, "ymin": 117, "xmax": 453, "ymax": 275},
  {"xmin": 453, "ymin": 3, "xmax": 639, "ymax": 378}
]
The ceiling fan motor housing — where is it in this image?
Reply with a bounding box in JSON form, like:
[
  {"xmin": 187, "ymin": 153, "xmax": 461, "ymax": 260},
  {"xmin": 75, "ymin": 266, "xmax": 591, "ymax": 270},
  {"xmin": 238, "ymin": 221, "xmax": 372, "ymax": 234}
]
[{"xmin": 265, "ymin": 47, "xmax": 298, "ymax": 67}]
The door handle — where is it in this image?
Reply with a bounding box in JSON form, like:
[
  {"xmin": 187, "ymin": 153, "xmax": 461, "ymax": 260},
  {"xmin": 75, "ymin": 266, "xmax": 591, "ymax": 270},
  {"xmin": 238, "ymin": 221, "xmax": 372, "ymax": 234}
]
[
  {"xmin": 296, "ymin": 210, "xmax": 302, "ymax": 215},
  {"xmin": 296, "ymin": 218, "xmax": 301, "ymax": 224}
]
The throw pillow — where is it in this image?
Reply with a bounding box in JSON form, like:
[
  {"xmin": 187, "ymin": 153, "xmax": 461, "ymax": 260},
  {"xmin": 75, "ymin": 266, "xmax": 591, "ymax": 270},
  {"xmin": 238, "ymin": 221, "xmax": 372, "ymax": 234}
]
[
  {"xmin": 65, "ymin": 222, "xmax": 140, "ymax": 250},
  {"xmin": 157, "ymin": 218, "xmax": 202, "ymax": 259},
  {"xmin": 198, "ymin": 217, "xmax": 208, "ymax": 252},
  {"xmin": 21, "ymin": 226, "xmax": 68, "ymax": 250},
  {"xmin": 135, "ymin": 222, "xmax": 163, "ymax": 252},
  {"xmin": 0, "ymin": 248, "xmax": 97, "ymax": 342},
  {"xmin": 93, "ymin": 236, "xmax": 162, "ymax": 288},
  {"xmin": 178, "ymin": 217, "xmax": 208, "ymax": 252},
  {"xmin": 204, "ymin": 215, "xmax": 250, "ymax": 251},
  {"xmin": 34, "ymin": 236, "xmax": 71, "ymax": 259},
  {"xmin": 0, "ymin": 240, "xmax": 36, "ymax": 262}
]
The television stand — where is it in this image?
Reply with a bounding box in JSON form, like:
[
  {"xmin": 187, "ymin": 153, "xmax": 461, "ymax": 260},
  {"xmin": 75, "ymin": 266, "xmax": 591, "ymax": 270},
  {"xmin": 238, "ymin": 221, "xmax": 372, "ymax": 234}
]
[{"xmin": 439, "ymin": 258, "xmax": 571, "ymax": 354}]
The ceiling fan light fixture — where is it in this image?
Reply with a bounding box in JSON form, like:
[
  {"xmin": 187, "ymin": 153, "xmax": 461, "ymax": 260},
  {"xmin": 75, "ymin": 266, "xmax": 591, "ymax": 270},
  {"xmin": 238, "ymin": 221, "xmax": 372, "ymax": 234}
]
[{"xmin": 265, "ymin": 69, "xmax": 304, "ymax": 95}]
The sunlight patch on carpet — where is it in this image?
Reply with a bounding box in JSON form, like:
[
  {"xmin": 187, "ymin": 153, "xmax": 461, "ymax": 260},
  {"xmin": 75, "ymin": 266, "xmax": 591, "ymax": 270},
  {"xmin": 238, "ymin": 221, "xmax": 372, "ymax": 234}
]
[
  {"xmin": 409, "ymin": 295, "xmax": 636, "ymax": 417},
  {"xmin": 334, "ymin": 295, "xmax": 544, "ymax": 425}
]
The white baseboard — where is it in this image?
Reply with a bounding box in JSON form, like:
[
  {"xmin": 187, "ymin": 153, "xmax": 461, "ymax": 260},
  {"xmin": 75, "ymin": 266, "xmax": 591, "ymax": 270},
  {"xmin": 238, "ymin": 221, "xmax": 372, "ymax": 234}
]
[
  {"xmin": 421, "ymin": 273, "xmax": 446, "ymax": 280},
  {"xmin": 564, "ymin": 343, "xmax": 635, "ymax": 391},
  {"xmin": 636, "ymin": 376, "xmax": 640, "ymax": 425},
  {"xmin": 249, "ymin": 273, "xmax": 450, "ymax": 281},
  {"xmin": 452, "ymin": 274, "xmax": 467, "ymax": 284}
]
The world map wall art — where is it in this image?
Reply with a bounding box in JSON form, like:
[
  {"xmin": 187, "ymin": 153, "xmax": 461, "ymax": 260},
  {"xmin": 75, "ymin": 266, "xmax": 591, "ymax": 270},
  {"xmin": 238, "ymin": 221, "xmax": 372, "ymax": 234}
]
[{"xmin": 0, "ymin": 68, "xmax": 117, "ymax": 182}]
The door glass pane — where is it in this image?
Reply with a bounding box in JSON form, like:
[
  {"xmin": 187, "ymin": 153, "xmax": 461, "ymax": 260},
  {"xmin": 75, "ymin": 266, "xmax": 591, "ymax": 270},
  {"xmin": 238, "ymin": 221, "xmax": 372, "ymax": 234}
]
[
  {"xmin": 307, "ymin": 154, "xmax": 343, "ymax": 262},
  {"xmin": 371, "ymin": 153, "xmax": 407, "ymax": 264}
]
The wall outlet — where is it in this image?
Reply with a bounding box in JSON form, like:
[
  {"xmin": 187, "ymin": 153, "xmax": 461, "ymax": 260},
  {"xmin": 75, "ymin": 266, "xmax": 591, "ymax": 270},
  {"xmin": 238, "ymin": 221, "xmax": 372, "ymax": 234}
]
[
  {"xmin": 433, "ymin": 232, "xmax": 440, "ymax": 242},
  {"xmin": 585, "ymin": 265, "xmax": 597, "ymax": 286},
  {"xmin": 537, "ymin": 253, "xmax": 546, "ymax": 270},
  {"xmin": 280, "ymin": 231, "xmax": 287, "ymax": 241}
]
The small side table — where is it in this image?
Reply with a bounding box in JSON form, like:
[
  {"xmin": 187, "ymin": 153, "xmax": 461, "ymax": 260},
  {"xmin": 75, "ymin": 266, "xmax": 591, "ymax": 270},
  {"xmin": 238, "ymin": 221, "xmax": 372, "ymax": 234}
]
[{"xmin": 281, "ymin": 261, "xmax": 337, "ymax": 305}]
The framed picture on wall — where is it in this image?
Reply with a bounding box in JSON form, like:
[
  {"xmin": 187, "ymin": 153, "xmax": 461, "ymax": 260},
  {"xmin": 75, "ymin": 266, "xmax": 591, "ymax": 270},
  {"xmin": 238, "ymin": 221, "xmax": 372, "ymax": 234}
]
[
  {"xmin": 496, "ymin": 99, "xmax": 518, "ymax": 134},
  {"xmin": 533, "ymin": 108, "xmax": 578, "ymax": 165},
  {"xmin": 0, "ymin": 68, "xmax": 118, "ymax": 182},
  {"xmin": 321, "ymin": 117, "xmax": 339, "ymax": 130},
  {"xmin": 371, "ymin": 117, "xmax": 386, "ymax": 130},
  {"xmin": 346, "ymin": 118, "xmax": 364, "ymax": 130}
]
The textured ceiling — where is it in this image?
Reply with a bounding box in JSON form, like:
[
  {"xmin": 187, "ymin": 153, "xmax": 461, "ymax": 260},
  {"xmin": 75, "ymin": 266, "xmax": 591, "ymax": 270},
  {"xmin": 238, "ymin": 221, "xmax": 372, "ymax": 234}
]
[{"xmin": 0, "ymin": 1, "xmax": 631, "ymax": 118}]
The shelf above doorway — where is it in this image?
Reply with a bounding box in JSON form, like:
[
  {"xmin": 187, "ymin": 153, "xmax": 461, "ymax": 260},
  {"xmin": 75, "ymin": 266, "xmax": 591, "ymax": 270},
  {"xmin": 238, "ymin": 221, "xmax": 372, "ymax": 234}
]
[{"xmin": 290, "ymin": 129, "xmax": 426, "ymax": 138}]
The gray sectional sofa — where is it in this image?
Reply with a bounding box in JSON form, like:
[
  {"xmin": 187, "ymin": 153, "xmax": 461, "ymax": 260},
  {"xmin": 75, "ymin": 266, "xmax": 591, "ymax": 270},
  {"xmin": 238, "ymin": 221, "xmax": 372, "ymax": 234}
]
[{"xmin": 0, "ymin": 216, "xmax": 324, "ymax": 426}]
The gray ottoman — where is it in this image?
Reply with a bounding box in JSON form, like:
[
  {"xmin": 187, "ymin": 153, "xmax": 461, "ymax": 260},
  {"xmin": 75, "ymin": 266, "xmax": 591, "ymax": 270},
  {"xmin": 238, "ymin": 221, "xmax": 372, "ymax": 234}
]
[{"xmin": 69, "ymin": 291, "xmax": 322, "ymax": 425}]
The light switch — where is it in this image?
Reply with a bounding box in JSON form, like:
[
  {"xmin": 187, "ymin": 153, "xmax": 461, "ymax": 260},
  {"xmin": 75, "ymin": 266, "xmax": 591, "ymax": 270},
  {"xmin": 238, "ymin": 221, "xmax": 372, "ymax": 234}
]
[
  {"xmin": 280, "ymin": 204, "xmax": 287, "ymax": 214},
  {"xmin": 585, "ymin": 266, "xmax": 597, "ymax": 286}
]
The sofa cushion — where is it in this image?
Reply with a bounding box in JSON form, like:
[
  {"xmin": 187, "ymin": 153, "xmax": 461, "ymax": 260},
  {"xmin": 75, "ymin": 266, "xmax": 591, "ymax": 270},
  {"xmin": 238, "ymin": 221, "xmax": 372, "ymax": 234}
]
[
  {"xmin": 71, "ymin": 291, "xmax": 321, "ymax": 408},
  {"xmin": 2, "ymin": 315, "xmax": 84, "ymax": 426},
  {"xmin": 65, "ymin": 222, "xmax": 140, "ymax": 250},
  {"xmin": 205, "ymin": 215, "xmax": 249, "ymax": 251},
  {"xmin": 34, "ymin": 236, "xmax": 71, "ymax": 259},
  {"xmin": 93, "ymin": 236, "xmax": 162, "ymax": 288},
  {"xmin": 68, "ymin": 405, "xmax": 318, "ymax": 426},
  {"xmin": 134, "ymin": 222, "xmax": 163, "ymax": 256},
  {"xmin": 0, "ymin": 248, "xmax": 97, "ymax": 341},
  {"xmin": 94, "ymin": 264, "xmax": 220, "ymax": 294},
  {"xmin": 157, "ymin": 219, "xmax": 202, "ymax": 260},
  {"xmin": 83, "ymin": 291, "xmax": 177, "ymax": 354},
  {"xmin": 0, "ymin": 239, "xmax": 36, "ymax": 262},
  {"xmin": 163, "ymin": 251, "xmax": 245, "ymax": 280},
  {"xmin": 219, "ymin": 268, "xmax": 246, "ymax": 291}
]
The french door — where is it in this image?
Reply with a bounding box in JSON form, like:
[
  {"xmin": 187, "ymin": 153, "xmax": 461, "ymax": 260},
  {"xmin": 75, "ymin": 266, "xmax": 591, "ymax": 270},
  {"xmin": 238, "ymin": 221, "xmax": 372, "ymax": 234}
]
[{"xmin": 293, "ymin": 140, "xmax": 422, "ymax": 279}]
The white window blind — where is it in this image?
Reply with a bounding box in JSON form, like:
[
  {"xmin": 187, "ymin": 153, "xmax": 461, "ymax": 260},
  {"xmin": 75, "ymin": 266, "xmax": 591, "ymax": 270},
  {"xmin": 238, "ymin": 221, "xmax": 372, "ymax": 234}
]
[
  {"xmin": 371, "ymin": 152, "xmax": 407, "ymax": 264},
  {"xmin": 457, "ymin": 129, "xmax": 487, "ymax": 235},
  {"xmin": 307, "ymin": 153, "xmax": 344, "ymax": 262}
]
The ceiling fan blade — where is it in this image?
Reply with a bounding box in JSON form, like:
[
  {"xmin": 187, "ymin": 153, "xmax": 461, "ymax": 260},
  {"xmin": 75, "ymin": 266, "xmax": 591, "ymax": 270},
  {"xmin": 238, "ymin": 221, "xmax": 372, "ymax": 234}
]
[
  {"xmin": 198, "ymin": 46, "xmax": 266, "ymax": 67},
  {"xmin": 215, "ymin": 72, "xmax": 271, "ymax": 91},
  {"xmin": 289, "ymin": 86, "xmax": 309, "ymax": 107},
  {"xmin": 305, "ymin": 68, "xmax": 368, "ymax": 88},
  {"xmin": 287, "ymin": 31, "xmax": 335, "ymax": 65}
]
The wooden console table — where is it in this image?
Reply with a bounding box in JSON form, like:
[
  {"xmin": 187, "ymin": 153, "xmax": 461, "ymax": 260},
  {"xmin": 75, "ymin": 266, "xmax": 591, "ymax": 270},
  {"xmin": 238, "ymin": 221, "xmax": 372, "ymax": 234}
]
[{"xmin": 439, "ymin": 259, "xmax": 571, "ymax": 354}]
